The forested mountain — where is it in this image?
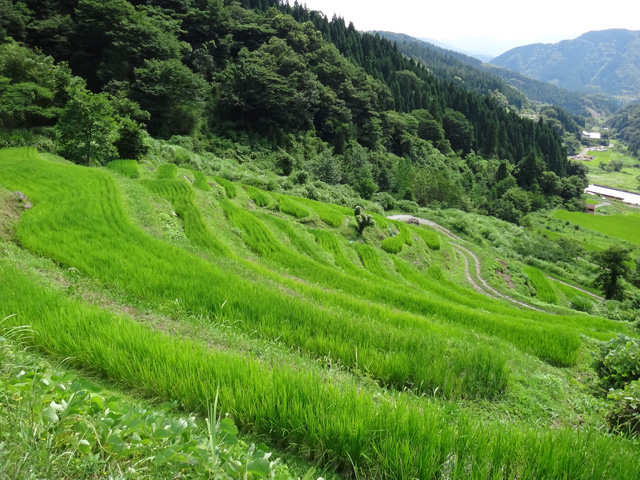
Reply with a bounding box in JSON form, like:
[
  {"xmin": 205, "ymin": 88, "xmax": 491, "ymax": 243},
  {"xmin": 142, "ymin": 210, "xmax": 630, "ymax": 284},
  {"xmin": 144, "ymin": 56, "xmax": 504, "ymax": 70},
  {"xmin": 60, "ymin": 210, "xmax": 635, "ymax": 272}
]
[
  {"xmin": 376, "ymin": 31, "xmax": 618, "ymax": 117},
  {"xmin": 374, "ymin": 31, "xmax": 529, "ymax": 111},
  {"xmin": 0, "ymin": 0, "xmax": 587, "ymax": 222},
  {"xmin": 491, "ymin": 29, "xmax": 640, "ymax": 103},
  {"xmin": 609, "ymin": 101, "xmax": 640, "ymax": 156}
]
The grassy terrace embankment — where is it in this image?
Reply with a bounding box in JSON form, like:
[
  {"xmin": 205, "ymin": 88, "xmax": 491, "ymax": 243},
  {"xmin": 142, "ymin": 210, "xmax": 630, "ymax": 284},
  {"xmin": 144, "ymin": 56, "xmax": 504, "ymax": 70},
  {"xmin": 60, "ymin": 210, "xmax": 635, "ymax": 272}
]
[{"xmin": 1, "ymin": 148, "xmax": 639, "ymax": 479}]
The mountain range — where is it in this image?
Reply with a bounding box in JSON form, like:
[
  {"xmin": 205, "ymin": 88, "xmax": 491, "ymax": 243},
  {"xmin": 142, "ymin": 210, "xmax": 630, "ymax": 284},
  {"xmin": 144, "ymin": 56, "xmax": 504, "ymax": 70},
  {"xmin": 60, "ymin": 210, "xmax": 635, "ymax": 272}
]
[{"xmin": 490, "ymin": 29, "xmax": 640, "ymax": 103}]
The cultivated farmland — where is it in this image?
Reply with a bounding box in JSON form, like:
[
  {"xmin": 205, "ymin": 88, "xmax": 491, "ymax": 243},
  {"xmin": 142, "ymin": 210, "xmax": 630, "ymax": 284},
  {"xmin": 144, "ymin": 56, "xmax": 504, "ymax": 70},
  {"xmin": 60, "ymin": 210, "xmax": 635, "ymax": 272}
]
[{"xmin": 1, "ymin": 148, "xmax": 639, "ymax": 479}]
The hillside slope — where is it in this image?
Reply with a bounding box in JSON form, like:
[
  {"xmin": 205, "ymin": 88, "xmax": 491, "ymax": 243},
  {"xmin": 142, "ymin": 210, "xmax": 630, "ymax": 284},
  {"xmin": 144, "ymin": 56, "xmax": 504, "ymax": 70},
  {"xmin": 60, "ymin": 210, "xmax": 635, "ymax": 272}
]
[
  {"xmin": 491, "ymin": 29, "xmax": 640, "ymax": 103},
  {"xmin": 1, "ymin": 147, "xmax": 639, "ymax": 478}
]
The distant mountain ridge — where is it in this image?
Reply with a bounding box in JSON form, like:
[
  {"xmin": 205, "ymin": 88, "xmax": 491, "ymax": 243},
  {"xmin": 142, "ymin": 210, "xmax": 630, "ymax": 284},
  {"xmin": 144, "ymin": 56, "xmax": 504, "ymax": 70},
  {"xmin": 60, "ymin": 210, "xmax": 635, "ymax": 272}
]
[
  {"xmin": 490, "ymin": 29, "xmax": 640, "ymax": 103},
  {"xmin": 375, "ymin": 31, "xmax": 616, "ymax": 117}
]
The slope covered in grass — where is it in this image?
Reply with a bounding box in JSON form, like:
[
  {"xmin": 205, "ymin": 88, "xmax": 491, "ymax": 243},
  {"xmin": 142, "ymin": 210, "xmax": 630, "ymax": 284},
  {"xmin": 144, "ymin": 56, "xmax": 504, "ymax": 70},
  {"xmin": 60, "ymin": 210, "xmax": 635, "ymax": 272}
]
[{"xmin": 1, "ymin": 148, "xmax": 639, "ymax": 479}]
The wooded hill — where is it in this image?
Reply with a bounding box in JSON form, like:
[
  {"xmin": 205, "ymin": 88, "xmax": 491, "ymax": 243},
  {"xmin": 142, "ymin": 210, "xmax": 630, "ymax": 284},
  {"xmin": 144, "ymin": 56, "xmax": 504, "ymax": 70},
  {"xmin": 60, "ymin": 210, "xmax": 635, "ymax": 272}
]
[
  {"xmin": 375, "ymin": 31, "xmax": 620, "ymax": 118},
  {"xmin": 0, "ymin": 0, "xmax": 585, "ymax": 221},
  {"xmin": 491, "ymin": 29, "xmax": 640, "ymax": 104}
]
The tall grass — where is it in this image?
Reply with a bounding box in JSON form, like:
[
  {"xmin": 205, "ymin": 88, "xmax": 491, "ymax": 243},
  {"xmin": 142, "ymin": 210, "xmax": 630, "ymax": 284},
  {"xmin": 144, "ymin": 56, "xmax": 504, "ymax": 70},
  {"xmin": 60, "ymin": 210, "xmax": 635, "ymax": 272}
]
[
  {"xmin": 245, "ymin": 185, "xmax": 271, "ymax": 207},
  {"xmin": 156, "ymin": 163, "xmax": 178, "ymax": 180},
  {"xmin": 311, "ymin": 230, "xmax": 360, "ymax": 272},
  {"xmin": 143, "ymin": 178, "xmax": 229, "ymax": 255},
  {"xmin": 1, "ymin": 261, "xmax": 639, "ymax": 480},
  {"xmin": 413, "ymin": 225, "xmax": 441, "ymax": 250},
  {"xmin": 294, "ymin": 197, "xmax": 347, "ymax": 227},
  {"xmin": 275, "ymin": 194, "xmax": 310, "ymax": 219},
  {"xmin": 355, "ymin": 243, "xmax": 388, "ymax": 277},
  {"xmin": 191, "ymin": 169, "xmax": 210, "ymax": 191},
  {"xmin": 0, "ymin": 148, "xmax": 514, "ymax": 399},
  {"xmin": 213, "ymin": 176, "xmax": 236, "ymax": 198},
  {"xmin": 523, "ymin": 266, "xmax": 558, "ymax": 305},
  {"xmin": 106, "ymin": 159, "xmax": 139, "ymax": 179}
]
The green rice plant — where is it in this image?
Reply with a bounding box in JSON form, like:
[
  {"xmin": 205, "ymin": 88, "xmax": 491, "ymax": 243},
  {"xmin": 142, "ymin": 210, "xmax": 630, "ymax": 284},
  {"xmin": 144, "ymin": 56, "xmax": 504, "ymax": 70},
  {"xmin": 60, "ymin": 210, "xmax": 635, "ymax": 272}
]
[
  {"xmin": 276, "ymin": 194, "xmax": 309, "ymax": 219},
  {"xmin": 143, "ymin": 178, "xmax": 229, "ymax": 255},
  {"xmin": 256, "ymin": 213, "xmax": 328, "ymax": 264},
  {"xmin": 553, "ymin": 210, "xmax": 640, "ymax": 246},
  {"xmin": 245, "ymin": 185, "xmax": 271, "ymax": 208},
  {"xmin": 381, "ymin": 221, "xmax": 413, "ymax": 254},
  {"xmin": 156, "ymin": 163, "xmax": 178, "ymax": 180},
  {"xmin": 355, "ymin": 244, "xmax": 388, "ymax": 277},
  {"xmin": 220, "ymin": 199, "xmax": 280, "ymax": 256},
  {"xmin": 311, "ymin": 230, "xmax": 359, "ymax": 272},
  {"xmin": 213, "ymin": 176, "xmax": 236, "ymax": 198},
  {"xmin": 106, "ymin": 159, "xmax": 139, "ymax": 179},
  {"xmin": 0, "ymin": 149, "xmax": 515, "ymax": 399},
  {"xmin": 1, "ymin": 263, "xmax": 639, "ymax": 480},
  {"xmin": 413, "ymin": 225, "xmax": 441, "ymax": 250},
  {"xmin": 191, "ymin": 169, "xmax": 210, "ymax": 191},
  {"xmin": 294, "ymin": 197, "xmax": 347, "ymax": 227},
  {"xmin": 523, "ymin": 266, "xmax": 558, "ymax": 304},
  {"xmin": 0, "ymin": 149, "xmax": 629, "ymax": 388}
]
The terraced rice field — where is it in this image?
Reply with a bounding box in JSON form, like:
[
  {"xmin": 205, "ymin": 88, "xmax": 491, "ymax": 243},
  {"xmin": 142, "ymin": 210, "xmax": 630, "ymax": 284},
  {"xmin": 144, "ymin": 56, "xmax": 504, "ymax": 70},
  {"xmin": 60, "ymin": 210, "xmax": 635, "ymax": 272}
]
[
  {"xmin": 553, "ymin": 210, "xmax": 640, "ymax": 246},
  {"xmin": 1, "ymin": 148, "xmax": 639, "ymax": 479}
]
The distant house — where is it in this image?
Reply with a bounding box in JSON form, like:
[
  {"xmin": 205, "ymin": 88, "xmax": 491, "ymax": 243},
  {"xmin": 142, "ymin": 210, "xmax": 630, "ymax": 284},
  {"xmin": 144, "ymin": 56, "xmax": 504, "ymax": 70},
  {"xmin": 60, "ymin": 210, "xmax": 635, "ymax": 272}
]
[
  {"xmin": 585, "ymin": 185, "xmax": 640, "ymax": 206},
  {"xmin": 584, "ymin": 204, "xmax": 596, "ymax": 214},
  {"xmin": 582, "ymin": 131, "xmax": 602, "ymax": 139}
]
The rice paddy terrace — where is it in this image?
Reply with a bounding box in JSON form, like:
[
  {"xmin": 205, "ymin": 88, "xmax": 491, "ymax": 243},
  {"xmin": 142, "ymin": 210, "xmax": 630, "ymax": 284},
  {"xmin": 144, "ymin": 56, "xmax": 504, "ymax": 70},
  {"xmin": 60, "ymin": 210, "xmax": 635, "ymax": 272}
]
[{"xmin": 1, "ymin": 148, "xmax": 639, "ymax": 479}]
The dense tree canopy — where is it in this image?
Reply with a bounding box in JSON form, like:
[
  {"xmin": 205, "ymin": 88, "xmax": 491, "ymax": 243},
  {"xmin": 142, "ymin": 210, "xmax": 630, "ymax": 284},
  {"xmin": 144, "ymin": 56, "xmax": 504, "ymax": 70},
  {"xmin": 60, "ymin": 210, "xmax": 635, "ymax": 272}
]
[{"xmin": 0, "ymin": 0, "xmax": 587, "ymax": 220}]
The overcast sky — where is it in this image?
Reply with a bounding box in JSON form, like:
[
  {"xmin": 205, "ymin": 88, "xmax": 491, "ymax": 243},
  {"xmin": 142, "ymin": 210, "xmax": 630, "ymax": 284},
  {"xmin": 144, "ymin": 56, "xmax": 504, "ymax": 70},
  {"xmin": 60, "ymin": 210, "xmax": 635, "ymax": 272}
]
[{"xmin": 298, "ymin": 0, "xmax": 640, "ymax": 55}]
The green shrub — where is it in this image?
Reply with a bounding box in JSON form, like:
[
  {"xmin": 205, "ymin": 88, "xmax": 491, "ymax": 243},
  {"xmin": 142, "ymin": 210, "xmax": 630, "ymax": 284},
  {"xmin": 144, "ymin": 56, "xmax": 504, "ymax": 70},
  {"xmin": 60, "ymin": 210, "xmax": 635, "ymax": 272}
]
[
  {"xmin": 594, "ymin": 335, "xmax": 640, "ymax": 391},
  {"xmin": 396, "ymin": 199, "xmax": 419, "ymax": 214},
  {"xmin": 570, "ymin": 296, "xmax": 594, "ymax": 313},
  {"xmin": 607, "ymin": 380, "xmax": 640, "ymax": 436}
]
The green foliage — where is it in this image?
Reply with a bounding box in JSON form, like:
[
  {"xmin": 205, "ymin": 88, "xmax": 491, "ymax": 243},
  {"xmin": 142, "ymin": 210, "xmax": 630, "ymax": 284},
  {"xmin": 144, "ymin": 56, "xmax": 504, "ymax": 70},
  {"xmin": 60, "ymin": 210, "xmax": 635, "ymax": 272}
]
[
  {"xmin": 107, "ymin": 159, "xmax": 139, "ymax": 179},
  {"xmin": 246, "ymin": 185, "xmax": 272, "ymax": 207},
  {"xmin": 192, "ymin": 169, "xmax": 211, "ymax": 191},
  {"xmin": 413, "ymin": 226, "xmax": 441, "ymax": 250},
  {"xmin": 0, "ymin": 342, "xmax": 300, "ymax": 479},
  {"xmin": 156, "ymin": 163, "xmax": 178, "ymax": 180},
  {"xmin": 522, "ymin": 266, "xmax": 558, "ymax": 304},
  {"xmin": 354, "ymin": 205, "xmax": 375, "ymax": 234},
  {"xmin": 594, "ymin": 335, "xmax": 640, "ymax": 391},
  {"xmin": 131, "ymin": 59, "xmax": 209, "ymax": 138},
  {"xmin": 593, "ymin": 246, "xmax": 631, "ymax": 300},
  {"xmin": 0, "ymin": 42, "xmax": 71, "ymax": 129},
  {"xmin": 607, "ymin": 380, "xmax": 640, "ymax": 436},
  {"xmin": 213, "ymin": 176, "xmax": 237, "ymax": 199},
  {"xmin": 276, "ymin": 194, "xmax": 309, "ymax": 218},
  {"xmin": 56, "ymin": 81, "xmax": 118, "ymax": 165}
]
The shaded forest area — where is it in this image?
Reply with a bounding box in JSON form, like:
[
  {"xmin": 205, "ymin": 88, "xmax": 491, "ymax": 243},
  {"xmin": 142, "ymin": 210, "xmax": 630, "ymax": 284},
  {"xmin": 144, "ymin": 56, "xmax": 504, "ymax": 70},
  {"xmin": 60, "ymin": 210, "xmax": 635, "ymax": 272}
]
[{"xmin": 0, "ymin": 0, "xmax": 588, "ymax": 222}]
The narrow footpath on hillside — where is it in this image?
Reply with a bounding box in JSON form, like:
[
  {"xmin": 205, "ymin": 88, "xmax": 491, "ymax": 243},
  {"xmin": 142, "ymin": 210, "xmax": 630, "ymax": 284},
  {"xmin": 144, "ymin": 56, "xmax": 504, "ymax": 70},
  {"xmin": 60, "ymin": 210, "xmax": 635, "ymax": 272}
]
[{"xmin": 388, "ymin": 215, "xmax": 545, "ymax": 312}]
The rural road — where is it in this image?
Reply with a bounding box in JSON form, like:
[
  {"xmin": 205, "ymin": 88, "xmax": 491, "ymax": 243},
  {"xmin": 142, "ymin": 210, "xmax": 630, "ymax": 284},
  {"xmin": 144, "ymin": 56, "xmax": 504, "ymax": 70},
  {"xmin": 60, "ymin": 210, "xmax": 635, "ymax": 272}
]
[{"xmin": 387, "ymin": 215, "xmax": 546, "ymax": 312}]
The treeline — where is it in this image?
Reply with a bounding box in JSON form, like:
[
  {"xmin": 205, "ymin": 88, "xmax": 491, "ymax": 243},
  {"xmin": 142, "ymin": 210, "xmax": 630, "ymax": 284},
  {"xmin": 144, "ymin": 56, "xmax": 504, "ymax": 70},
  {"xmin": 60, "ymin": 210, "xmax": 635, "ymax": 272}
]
[
  {"xmin": 374, "ymin": 31, "xmax": 529, "ymax": 112},
  {"xmin": 609, "ymin": 101, "xmax": 640, "ymax": 157},
  {"xmin": 0, "ymin": 0, "xmax": 585, "ymax": 222}
]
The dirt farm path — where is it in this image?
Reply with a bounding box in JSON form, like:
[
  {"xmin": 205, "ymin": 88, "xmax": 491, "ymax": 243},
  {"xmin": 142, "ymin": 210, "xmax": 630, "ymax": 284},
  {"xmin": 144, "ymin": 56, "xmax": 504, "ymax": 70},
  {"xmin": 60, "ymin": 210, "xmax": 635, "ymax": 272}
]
[{"xmin": 387, "ymin": 215, "xmax": 545, "ymax": 312}]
